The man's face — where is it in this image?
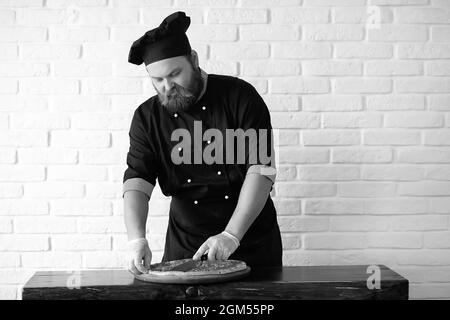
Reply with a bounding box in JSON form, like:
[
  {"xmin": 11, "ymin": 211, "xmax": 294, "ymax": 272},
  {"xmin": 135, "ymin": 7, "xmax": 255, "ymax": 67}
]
[{"xmin": 145, "ymin": 54, "xmax": 202, "ymax": 113}]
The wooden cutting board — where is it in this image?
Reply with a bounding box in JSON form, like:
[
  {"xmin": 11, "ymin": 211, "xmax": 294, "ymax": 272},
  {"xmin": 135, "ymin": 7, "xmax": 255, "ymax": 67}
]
[{"xmin": 133, "ymin": 258, "xmax": 251, "ymax": 284}]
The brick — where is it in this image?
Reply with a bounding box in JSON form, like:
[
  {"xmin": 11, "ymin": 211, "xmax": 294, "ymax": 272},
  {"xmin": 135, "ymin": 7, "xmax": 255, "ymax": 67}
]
[
  {"xmin": 20, "ymin": 79, "xmax": 79, "ymax": 95},
  {"xmin": 0, "ymin": 27, "xmax": 46, "ymax": 42},
  {"xmin": 142, "ymin": 7, "xmax": 203, "ymax": 24},
  {"xmin": 0, "ymin": 0, "xmax": 43, "ymax": 5},
  {"xmin": 210, "ymin": 43, "xmax": 269, "ymax": 60},
  {"xmin": 425, "ymin": 130, "xmax": 450, "ymax": 145},
  {"xmin": 47, "ymin": 166, "xmax": 108, "ymax": 181},
  {"xmin": 0, "ymin": 95, "xmax": 48, "ymax": 112},
  {"xmin": 46, "ymin": 0, "xmax": 106, "ymax": 6},
  {"xmin": 392, "ymin": 215, "xmax": 448, "ymax": 231},
  {"xmin": 86, "ymin": 182, "xmax": 122, "ymax": 199},
  {"xmin": 397, "ymin": 250, "xmax": 450, "ymax": 266},
  {"xmin": 0, "ymin": 183, "xmax": 22, "ymax": 198},
  {"xmin": 0, "ymin": 44, "xmax": 16, "ymax": 59},
  {"xmin": 0, "ymin": 218, "xmax": 12, "ymax": 233},
  {"xmin": 262, "ymin": 95, "xmax": 299, "ymax": 112},
  {"xmin": 366, "ymin": 61, "xmax": 422, "ymax": 76},
  {"xmin": 274, "ymin": 165, "xmax": 297, "ymax": 181},
  {"xmin": 395, "ymin": 7, "xmax": 450, "ymax": 23},
  {"xmin": 82, "ymin": 79, "xmax": 142, "ymax": 95},
  {"xmin": 272, "ymin": 113, "xmax": 320, "ymax": 129},
  {"xmin": 71, "ymin": 113, "xmax": 131, "ymax": 130},
  {"xmin": 362, "ymin": 165, "xmax": 424, "ymax": 181},
  {"xmin": 431, "ymin": 26, "xmax": 450, "ymax": 42},
  {"xmin": 0, "ymin": 200, "xmax": 48, "ymax": 216},
  {"xmin": 187, "ymin": 25, "xmax": 238, "ymax": 42},
  {"xmin": 369, "ymin": 25, "xmax": 427, "ymax": 42},
  {"xmin": 298, "ymin": 166, "xmax": 360, "ymax": 181},
  {"xmin": 16, "ymin": 8, "xmax": 73, "ymax": 25},
  {"xmin": 83, "ymin": 251, "xmax": 127, "ymax": 269},
  {"xmin": 0, "ymin": 235, "xmax": 48, "ymax": 251},
  {"xmin": 202, "ymin": 61, "xmax": 238, "ymax": 76},
  {"xmin": 52, "ymin": 235, "xmax": 111, "ymax": 251},
  {"xmin": 242, "ymin": 61, "xmax": 300, "ymax": 77},
  {"xmin": 302, "ymin": 130, "xmax": 360, "ymax": 146},
  {"xmin": 272, "ymin": 77, "xmax": 329, "ymax": 94},
  {"xmin": 398, "ymin": 44, "xmax": 450, "ymax": 59},
  {"xmin": 82, "ymin": 43, "xmax": 129, "ymax": 60},
  {"xmin": 0, "ymin": 165, "xmax": 45, "ymax": 181},
  {"xmin": 330, "ymin": 216, "xmax": 389, "ymax": 231},
  {"xmin": 49, "ymin": 96, "xmax": 110, "ymax": 112},
  {"xmin": 0, "ymin": 80, "xmax": 17, "ymax": 94},
  {"xmin": 367, "ymin": 232, "xmax": 422, "ymax": 248},
  {"xmin": 385, "ymin": 112, "xmax": 444, "ymax": 128},
  {"xmin": 302, "ymin": 95, "xmax": 363, "ymax": 112},
  {"xmin": 0, "ymin": 269, "xmax": 34, "ymax": 285},
  {"xmin": 18, "ymin": 148, "xmax": 77, "ymax": 164},
  {"xmin": 424, "ymin": 232, "xmax": 450, "ymax": 248},
  {"xmin": 0, "ymin": 63, "xmax": 49, "ymax": 77},
  {"xmin": 21, "ymin": 44, "xmax": 80, "ymax": 59},
  {"xmin": 333, "ymin": 6, "xmax": 393, "ymax": 23},
  {"xmin": 426, "ymin": 166, "xmax": 450, "ymax": 180},
  {"xmin": 273, "ymin": 43, "xmax": 332, "ymax": 59},
  {"xmin": 11, "ymin": 113, "xmax": 69, "ymax": 130},
  {"xmin": 323, "ymin": 113, "xmax": 383, "ymax": 128},
  {"xmin": 305, "ymin": 0, "xmax": 366, "ymax": 5},
  {"xmin": 241, "ymin": 0, "xmax": 299, "ymax": 5},
  {"xmin": 364, "ymin": 130, "xmax": 421, "ymax": 145},
  {"xmin": 49, "ymin": 26, "xmax": 109, "ymax": 42},
  {"xmin": 282, "ymin": 234, "xmax": 302, "ymax": 250},
  {"xmin": 396, "ymin": 78, "xmax": 450, "ymax": 93},
  {"xmin": 279, "ymin": 147, "xmax": 329, "ymax": 164},
  {"xmin": 278, "ymin": 216, "xmax": 329, "ymax": 232},
  {"xmin": 370, "ymin": 0, "xmax": 428, "ymax": 4},
  {"xmin": 283, "ymin": 250, "xmax": 332, "ymax": 266},
  {"xmin": 277, "ymin": 183, "xmax": 336, "ymax": 197},
  {"xmin": 334, "ymin": 78, "xmax": 392, "ymax": 93},
  {"xmin": 305, "ymin": 199, "xmax": 364, "ymax": 215},
  {"xmin": 304, "ymin": 233, "xmax": 366, "ymax": 250},
  {"xmin": 332, "ymin": 251, "xmax": 366, "ymax": 265},
  {"xmin": 398, "ymin": 148, "xmax": 450, "ymax": 163},
  {"xmin": 24, "ymin": 182, "xmax": 85, "ymax": 198},
  {"xmin": 303, "ymin": 61, "xmax": 362, "ymax": 76},
  {"xmin": 51, "ymin": 131, "xmax": 110, "ymax": 148},
  {"xmin": 272, "ymin": 199, "xmax": 301, "ymax": 215},
  {"xmin": 240, "ymin": 25, "xmax": 298, "ymax": 41},
  {"xmin": 335, "ymin": 43, "xmax": 393, "ymax": 59},
  {"xmin": 0, "ymin": 253, "xmax": 20, "ymax": 268},
  {"xmin": 78, "ymin": 217, "xmax": 126, "ymax": 234},
  {"xmin": 367, "ymin": 199, "xmax": 428, "ymax": 214},
  {"xmin": 338, "ymin": 182, "xmax": 396, "ymax": 197},
  {"xmin": 54, "ymin": 62, "xmax": 112, "ymax": 77},
  {"xmin": 50, "ymin": 199, "xmax": 112, "ymax": 216},
  {"xmin": 366, "ymin": 95, "xmax": 425, "ymax": 111},
  {"xmin": 15, "ymin": 217, "xmax": 77, "ymax": 233},
  {"xmin": 21, "ymin": 252, "xmax": 82, "ymax": 269},
  {"xmin": 207, "ymin": 8, "xmax": 267, "ymax": 24},
  {"xmin": 427, "ymin": 61, "xmax": 450, "ymax": 76},
  {"xmin": 399, "ymin": 182, "xmax": 450, "ymax": 196},
  {"xmin": 304, "ymin": 24, "xmax": 364, "ymax": 41},
  {"xmin": 0, "ymin": 148, "xmax": 15, "ymax": 164},
  {"xmin": 74, "ymin": 8, "xmax": 139, "ymax": 25},
  {"xmin": 271, "ymin": 7, "xmax": 329, "ymax": 24},
  {"xmin": 332, "ymin": 148, "xmax": 392, "ymax": 163},
  {"xmin": 179, "ymin": 0, "xmax": 237, "ymax": 5}
]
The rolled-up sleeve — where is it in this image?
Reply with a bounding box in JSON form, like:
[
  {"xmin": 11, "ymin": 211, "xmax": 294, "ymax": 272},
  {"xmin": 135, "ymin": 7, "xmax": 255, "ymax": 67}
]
[
  {"xmin": 237, "ymin": 82, "xmax": 277, "ymax": 186},
  {"xmin": 122, "ymin": 106, "xmax": 159, "ymax": 199}
]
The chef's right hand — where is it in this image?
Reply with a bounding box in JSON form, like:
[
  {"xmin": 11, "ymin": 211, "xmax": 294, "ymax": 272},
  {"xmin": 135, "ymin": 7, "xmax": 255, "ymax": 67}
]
[{"xmin": 127, "ymin": 238, "xmax": 152, "ymax": 275}]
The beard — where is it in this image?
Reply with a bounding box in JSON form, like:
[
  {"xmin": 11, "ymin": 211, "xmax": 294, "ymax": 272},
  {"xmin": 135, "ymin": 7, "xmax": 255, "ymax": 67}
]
[{"xmin": 156, "ymin": 67, "xmax": 203, "ymax": 113}]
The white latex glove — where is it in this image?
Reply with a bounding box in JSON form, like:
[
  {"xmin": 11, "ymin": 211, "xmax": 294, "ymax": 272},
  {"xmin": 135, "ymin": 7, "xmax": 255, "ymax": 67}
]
[
  {"xmin": 127, "ymin": 238, "xmax": 152, "ymax": 275},
  {"xmin": 193, "ymin": 231, "xmax": 240, "ymax": 261}
]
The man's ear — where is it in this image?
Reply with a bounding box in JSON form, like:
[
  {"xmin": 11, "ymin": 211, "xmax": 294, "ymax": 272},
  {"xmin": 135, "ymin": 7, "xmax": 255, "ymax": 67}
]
[{"xmin": 190, "ymin": 50, "xmax": 199, "ymax": 69}]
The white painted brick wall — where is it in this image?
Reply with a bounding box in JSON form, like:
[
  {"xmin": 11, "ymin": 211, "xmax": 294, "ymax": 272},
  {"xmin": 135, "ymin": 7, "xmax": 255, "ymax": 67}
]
[{"xmin": 0, "ymin": 0, "xmax": 449, "ymax": 300}]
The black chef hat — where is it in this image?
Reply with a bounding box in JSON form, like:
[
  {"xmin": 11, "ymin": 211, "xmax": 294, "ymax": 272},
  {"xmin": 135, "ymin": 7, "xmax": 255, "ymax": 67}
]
[{"xmin": 128, "ymin": 11, "xmax": 192, "ymax": 66}]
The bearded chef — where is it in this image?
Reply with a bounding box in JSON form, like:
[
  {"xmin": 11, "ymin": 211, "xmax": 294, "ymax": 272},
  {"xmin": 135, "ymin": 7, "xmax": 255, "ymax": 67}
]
[{"xmin": 123, "ymin": 11, "xmax": 282, "ymax": 275}]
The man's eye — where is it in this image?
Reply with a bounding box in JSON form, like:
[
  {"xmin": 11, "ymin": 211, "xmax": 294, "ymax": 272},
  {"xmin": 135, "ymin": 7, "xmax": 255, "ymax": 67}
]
[{"xmin": 155, "ymin": 78, "xmax": 163, "ymax": 82}]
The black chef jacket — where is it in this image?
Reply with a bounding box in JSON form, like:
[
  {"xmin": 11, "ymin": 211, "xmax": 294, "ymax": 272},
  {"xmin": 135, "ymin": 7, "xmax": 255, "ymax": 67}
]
[{"xmin": 123, "ymin": 70, "xmax": 282, "ymax": 267}]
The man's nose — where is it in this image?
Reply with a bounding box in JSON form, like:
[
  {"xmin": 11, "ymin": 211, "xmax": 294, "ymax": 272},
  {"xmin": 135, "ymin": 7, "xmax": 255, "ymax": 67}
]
[{"xmin": 163, "ymin": 79, "xmax": 174, "ymax": 93}]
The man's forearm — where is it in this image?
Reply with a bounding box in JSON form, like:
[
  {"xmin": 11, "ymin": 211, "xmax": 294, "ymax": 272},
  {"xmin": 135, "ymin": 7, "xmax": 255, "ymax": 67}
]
[
  {"xmin": 225, "ymin": 173, "xmax": 273, "ymax": 241},
  {"xmin": 124, "ymin": 190, "xmax": 152, "ymax": 240}
]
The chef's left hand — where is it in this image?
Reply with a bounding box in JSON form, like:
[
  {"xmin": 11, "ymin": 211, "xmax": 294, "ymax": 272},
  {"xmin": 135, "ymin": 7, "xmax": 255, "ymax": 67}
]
[{"xmin": 193, "ymin": 232, "xmax": 239, "ymax": 261}]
